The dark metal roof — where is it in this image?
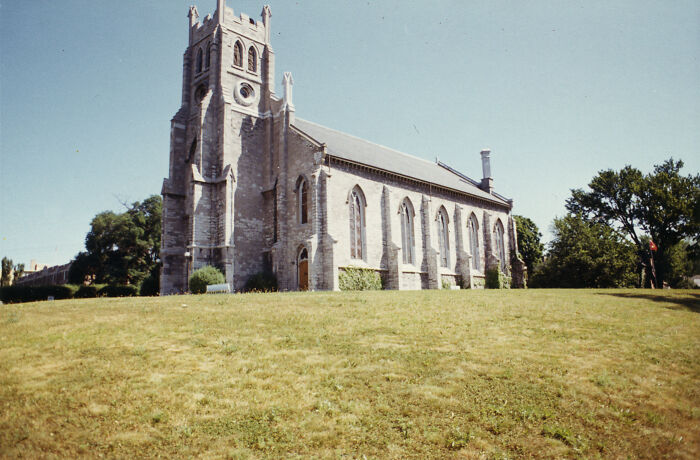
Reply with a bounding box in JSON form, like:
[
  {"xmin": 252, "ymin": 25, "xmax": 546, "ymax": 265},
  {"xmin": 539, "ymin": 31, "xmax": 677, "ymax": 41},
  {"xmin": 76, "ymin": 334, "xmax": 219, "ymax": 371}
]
[{"xmin": 291, "ymin": 118, "xmax": 511, "ymax": 207}]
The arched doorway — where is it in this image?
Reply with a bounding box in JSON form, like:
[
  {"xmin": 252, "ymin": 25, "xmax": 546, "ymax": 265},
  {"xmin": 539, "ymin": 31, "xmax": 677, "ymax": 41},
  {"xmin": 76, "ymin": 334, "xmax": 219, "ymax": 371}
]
[{"xmin": 298, "ymin": 247, "xmax": 309, "ymax": 291}]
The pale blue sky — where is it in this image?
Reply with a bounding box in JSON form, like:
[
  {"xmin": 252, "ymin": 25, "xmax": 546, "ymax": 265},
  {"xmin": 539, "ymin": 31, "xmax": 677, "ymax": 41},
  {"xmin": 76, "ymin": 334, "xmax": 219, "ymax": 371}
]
[{"xmin": 1, "ymin": 0, "xmax": 698, "ymax": 266}]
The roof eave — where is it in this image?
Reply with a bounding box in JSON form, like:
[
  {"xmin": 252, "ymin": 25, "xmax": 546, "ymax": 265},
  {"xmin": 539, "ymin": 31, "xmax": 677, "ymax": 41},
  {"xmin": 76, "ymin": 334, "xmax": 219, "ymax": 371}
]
[{"xmin": 326, "ymin": 154, "xmax": 512, "ymax": 209}]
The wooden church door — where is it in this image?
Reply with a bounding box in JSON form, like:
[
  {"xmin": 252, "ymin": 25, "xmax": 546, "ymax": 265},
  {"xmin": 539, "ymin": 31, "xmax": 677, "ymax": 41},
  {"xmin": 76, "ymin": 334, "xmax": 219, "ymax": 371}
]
[{"xmin": 298, "ymin": 248, "xmax": 309, "ymax": 291}]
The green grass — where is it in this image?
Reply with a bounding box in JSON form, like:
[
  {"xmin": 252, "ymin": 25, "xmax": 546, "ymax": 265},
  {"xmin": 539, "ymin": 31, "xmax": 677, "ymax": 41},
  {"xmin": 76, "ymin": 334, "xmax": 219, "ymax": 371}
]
[{"xmin": 1, "ymin": 289, "xmax": 699, "ymax": 459}]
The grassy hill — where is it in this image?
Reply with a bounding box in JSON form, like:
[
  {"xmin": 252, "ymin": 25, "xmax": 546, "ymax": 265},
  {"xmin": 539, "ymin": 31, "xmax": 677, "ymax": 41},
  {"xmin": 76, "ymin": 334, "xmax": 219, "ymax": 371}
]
[{"xmin": 1, "ymin": 289, "xmax": 699, "ymax": 459}]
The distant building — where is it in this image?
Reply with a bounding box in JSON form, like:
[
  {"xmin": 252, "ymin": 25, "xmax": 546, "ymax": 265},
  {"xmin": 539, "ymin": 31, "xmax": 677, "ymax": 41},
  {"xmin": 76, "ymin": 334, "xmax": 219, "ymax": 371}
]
[
  {"xmin": 14, "ymin": 262, "xmax": 71, "ymax": 286},
  {"xmin": 24, "ymin": 260, "xmax": 49, "ymax": 275}
]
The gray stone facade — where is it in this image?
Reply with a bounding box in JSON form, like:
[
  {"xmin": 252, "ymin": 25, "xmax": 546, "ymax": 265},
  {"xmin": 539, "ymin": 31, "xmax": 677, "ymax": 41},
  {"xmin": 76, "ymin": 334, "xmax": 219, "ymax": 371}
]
[{"xmin": 161, "ymin": 2, "xmax": 525, "ymax": 294}]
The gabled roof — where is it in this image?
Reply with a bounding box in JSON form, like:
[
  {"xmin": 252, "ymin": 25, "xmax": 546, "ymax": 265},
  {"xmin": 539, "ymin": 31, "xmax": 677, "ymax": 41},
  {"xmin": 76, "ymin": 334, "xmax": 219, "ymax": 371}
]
[{"xmin": 291, "ymin": 118, "xmax": 511, "ymax": 207}]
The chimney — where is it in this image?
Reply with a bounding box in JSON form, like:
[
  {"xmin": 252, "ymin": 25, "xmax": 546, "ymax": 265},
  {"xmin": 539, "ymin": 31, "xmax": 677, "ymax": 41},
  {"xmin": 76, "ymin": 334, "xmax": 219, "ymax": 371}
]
[{"xmin": 480, "ymin": 149, "xmax": 493, "ymax": 193}]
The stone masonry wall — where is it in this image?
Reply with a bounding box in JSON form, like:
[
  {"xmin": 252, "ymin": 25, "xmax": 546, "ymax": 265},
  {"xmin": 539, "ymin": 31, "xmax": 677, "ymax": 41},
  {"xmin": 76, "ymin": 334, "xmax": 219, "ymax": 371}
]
[{"xmin": 323, "ymin": 160, "xmax": 513, "ymax": 290}]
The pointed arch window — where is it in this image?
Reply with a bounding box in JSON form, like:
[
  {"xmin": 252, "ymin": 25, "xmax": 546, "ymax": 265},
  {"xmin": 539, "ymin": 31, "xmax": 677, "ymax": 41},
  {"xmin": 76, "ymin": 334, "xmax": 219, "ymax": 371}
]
[
  {"xmin": 349, "ymin": 188, "xmax": 365, "ymax": 260},
  {"xmin": 233, "ymin": 41, "xmax": 243, "ymax": 67},
  {"xmin": 494, "ymin": 220, "xmax": 506, "ymax": 271},
  {"xmin": 437, "ymin": 209, "xmax": 450, "ymax": 268},
  {"xmin": 248, "ymin": 46, "xmax": 257, "ymax": 72},
  {"xmin": 196, "ymin": 48, "xmax": 203, "ymax": 73},
  {"xmin": 205, "ymin": 43, "xmax": 211, "ymax": 69},
  {"xmin": 297, "ymin": 177, "xmax": 308, "ymax": 224},
  {"xmin": 468, "ymin": 214, "xmax": 480, "ymax": 271},
  {"xmin": 400, "ymin": 200, "xmax": 415, "ymax": 264}
]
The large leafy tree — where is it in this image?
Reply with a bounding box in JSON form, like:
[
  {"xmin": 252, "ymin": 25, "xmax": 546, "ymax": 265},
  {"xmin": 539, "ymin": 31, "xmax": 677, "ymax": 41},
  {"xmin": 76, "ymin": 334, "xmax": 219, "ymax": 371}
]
[
  {"xmin": 530, "ymin": 214, "xmax": 637, "ymax": 288},
  {"xmin": 69, "ymin": 195, "xmax": 162, "ymax": 286},
  {"xmin": 566, "ymin": 159, "xmax": 699, "ymax": 287},
  {"xmin": 513, "ymin": 215, "xmax": 544, "ymax": 276}
]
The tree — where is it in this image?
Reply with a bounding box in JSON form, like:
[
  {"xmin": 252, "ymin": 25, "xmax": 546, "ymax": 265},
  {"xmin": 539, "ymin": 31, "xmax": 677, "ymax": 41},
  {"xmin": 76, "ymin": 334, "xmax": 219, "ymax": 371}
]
[
  {"xmin": 13, "ymin": 263, "xmax": 25, "ymax": 281},
  {"xmin": 70, "ymin": 195, "xmax": 162, "ymax": 286},
  {"xmin": 1, "ymin": 257, "xmax": 13, "ymax": 287},
  {"xmin": 530, "ymin": 214, "xmax": 637, "ymax": 288},
  {"xmin": 566, "ymin": 158, "xmax": 699, "ymax": 287},
  {"xmin": 513, "ymin": 215, "xmax": 544, "ymax": 276},
  {"xmin": 665, "ymin": 240, "xmax": 695, "ymax": 288}
]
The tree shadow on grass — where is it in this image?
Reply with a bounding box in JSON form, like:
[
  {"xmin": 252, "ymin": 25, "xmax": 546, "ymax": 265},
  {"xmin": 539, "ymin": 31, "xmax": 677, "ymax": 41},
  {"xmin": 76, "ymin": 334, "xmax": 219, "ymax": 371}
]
[{"xmin": 598, "ymin": 291, "xmax": 700, "ymax": 313}]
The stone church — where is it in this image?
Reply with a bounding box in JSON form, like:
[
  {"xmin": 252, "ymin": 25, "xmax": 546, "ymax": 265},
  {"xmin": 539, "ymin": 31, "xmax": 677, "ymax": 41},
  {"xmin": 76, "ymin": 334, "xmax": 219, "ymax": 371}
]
[{"xmin": 160, "ymin": 1, "xmax": 525, "ymax": 294}]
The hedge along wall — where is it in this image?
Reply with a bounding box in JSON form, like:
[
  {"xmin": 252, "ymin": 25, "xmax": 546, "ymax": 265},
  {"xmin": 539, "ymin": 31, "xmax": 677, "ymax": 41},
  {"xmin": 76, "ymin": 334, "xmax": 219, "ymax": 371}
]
[{"xmin": 1, "ymin": 284, "xmax": 141, "ymax": 304}]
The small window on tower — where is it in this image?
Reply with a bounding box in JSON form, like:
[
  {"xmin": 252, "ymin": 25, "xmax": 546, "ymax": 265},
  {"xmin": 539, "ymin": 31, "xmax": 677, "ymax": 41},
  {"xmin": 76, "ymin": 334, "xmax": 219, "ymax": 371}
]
[
  {"xmin": 233, "ymin": 41, "xmax": 243, "ymax": 67},
  {"xmin": 234, "ymin": 82, "xmax": 255, "ymax": 106},
  {"xmin": 196, "ymin": 48, "xmax": 203, "ymax": 73},
  {"xmin": 248, "ymin": 46, "xmax": 257, "ymax": 72},
  {"xmin": 205, "ymin": 44, "xmax": 211, "ymax": 69}
]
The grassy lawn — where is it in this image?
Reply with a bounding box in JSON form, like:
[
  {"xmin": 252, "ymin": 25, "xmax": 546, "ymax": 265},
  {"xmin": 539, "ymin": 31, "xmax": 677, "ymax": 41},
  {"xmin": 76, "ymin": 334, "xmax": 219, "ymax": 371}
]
[{"xmin": 1, "ymin": 289, "xmax": 699, "ymax": 459}]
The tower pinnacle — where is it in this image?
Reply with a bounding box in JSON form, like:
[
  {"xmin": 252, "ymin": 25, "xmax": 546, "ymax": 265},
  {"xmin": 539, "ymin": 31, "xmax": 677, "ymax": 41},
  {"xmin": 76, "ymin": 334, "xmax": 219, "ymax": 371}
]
[{"xmin": 283, "ymin": 72, "xmax": 294, "ymax": 109}]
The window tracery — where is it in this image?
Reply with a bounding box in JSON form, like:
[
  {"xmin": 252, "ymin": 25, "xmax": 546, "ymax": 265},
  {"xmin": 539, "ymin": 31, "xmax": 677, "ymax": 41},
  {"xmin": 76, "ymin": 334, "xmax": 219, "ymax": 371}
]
[
  {"xmin": 248, "ymin": 46, "xmax": 257, "ymax": 72},
  {"xmin": 400, "ymin": 200, "xmax": 415, "ymax": 264},
  {"xmin": 349, "ymin": 188, "xmax": 365, "ymax": 259},
  {"xmin": 233, "ymin": 41, "xmax": 243, "ymax": 67}
]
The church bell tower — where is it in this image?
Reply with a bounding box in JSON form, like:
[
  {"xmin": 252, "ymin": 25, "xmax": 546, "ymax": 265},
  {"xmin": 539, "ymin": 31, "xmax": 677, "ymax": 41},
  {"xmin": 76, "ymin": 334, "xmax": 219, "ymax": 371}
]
[{"xmin": 160, "ymin": 1, "xmax": 276, "ymax": 294}]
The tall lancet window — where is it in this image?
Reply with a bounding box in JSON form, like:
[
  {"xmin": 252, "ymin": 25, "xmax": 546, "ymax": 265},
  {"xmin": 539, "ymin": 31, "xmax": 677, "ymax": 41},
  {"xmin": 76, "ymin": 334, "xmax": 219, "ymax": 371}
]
[
  {"xmin": 494, "ymin": 220, "xmax": 506, "ymax": 271},
  {"xmin": 248, "ymin": 46, "xmax": 257, "ymax": 72},
  {"xmin": 349, "ymin": 188, "xmax": 365, "ymax": 259},
  {"xmin": 233, "ymin": 41, "xmax": 243, "ymax": 67},
  {"xmin": 205, "ymin": 43, "xmax": 211, "ymax": 69},
  {"xmin": 297, "ymin": 177, "xmax": 308, "ymax": 224},
  {"xmin": 196, "ymin": 48, "xmax": 203, "ymax": 73},
  {"xmin": 437, "ymin": 208, "xmax": 450, "ymax": 267},
  {"xmin": 468, "ymin": 214, "xmax": 480, "ymax": 271},
  {"xmin": 400, "ymin": 200, "xmax": 415, "ymax": 264}
]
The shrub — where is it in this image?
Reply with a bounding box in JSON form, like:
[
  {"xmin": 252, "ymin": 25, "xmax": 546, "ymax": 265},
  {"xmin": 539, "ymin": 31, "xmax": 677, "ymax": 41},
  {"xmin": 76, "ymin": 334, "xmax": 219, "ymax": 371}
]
[
  {"xmin": 97, "ymin": 285, "xmax": 138, "ymax": 297},
  {"xmin": 189, "ymin": 266, "xmax": 225, "ymax": 294},
  {"xmin": 243, "ymin": 272, "xmax": 277, "ymax": 292},
  {"xmin": 339, "ymin": 266, "xmax": 382, "ymax": 291},
  {"xmin": 74, "ymin": 285, "xmax": 99, "ymax": 298},
  {"xmin": 485, "ymin": 268, "xmax": 511, "ymax": 289},
  {"xmin": 0, "ymin": 284, "xmax": 76, "ymax": 303},
  {"xmin": 139, "ymin": 273, "xmax": 160, "ymax": 296},
  {"xmin": 441, "ymin": 278, "xmax": 451, "ymax": 289}
]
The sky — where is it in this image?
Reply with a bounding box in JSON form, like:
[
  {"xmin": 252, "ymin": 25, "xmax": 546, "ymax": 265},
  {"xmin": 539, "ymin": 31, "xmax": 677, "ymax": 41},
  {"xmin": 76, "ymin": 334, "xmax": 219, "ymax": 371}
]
[{"xmin": 1, "ymin": 0, "xmax": 698, "ymax": 267}]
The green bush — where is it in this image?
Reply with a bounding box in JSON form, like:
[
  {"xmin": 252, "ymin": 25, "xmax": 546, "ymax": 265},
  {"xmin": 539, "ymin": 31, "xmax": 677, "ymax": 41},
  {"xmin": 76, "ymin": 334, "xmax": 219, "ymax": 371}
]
[
  {"xmin": 485, "ymin": 268, "xmax": 511, "ymax": 289},
  {"xmin": 74, "ymin": 285, "xmax": 99, "ymax": 298},
  {"xmin": 189, "ymin": 266, "xmax": 226, "ymax": 294},
  {"xmin": 339, "ymin": 266, "xmax": 382, "ymax": 291},
  {"xmin": 0, "ymin": 284, "xmax": 76, "ymax": 304},
  {"xmin": 243, "ymin": 272, "xmax": 277, "ymax": 292},
  {"xmin": 139, "ymin": 273, "xmax": 160, "ymax": 296},
  {"xmin": 97, "ymin": 285, "xmax": 138, "ymax": 297}
]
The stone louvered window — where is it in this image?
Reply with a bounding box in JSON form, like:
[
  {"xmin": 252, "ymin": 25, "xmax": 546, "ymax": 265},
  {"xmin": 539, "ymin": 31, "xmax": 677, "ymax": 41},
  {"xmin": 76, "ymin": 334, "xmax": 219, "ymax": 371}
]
[
  {"xmin": 298, "ymin": 178, "xmax": 308, "ymax": 224},
  {"xmin": 468, "ymin": 214, "xmax": 480, "ymax": 271},
  {"xmin": 248, "ymin": 46, "xmax": 257, "ymax": 72},
  {"xmin": 437, "ymin": 209, "xmax": 449, "ymax": 268},
  {"xmin": 233, "ymin": 41, "xmax": 243, "ymax": 67},
  {"xmin": 205, "ymin": 43, "xmax": 211, "ymax": 69},
  {"xmin": 400, "ymin": 200, "xmax": 415, "ymax": 264},
  {"xmin": 349, "ymin": 189, "xmax": 364, "ymax": 260},
  {"xmin": 494, "ymin": 220, "xmax": 506, "ymax": 271},
  {"xmin": 196, "ymin": 48, "xmax": 203, "ymax": 73}
]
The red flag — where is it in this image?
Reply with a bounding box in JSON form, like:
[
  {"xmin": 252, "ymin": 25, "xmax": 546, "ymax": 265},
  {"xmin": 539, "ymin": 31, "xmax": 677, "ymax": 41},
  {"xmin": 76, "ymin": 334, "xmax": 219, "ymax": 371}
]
[{"xmin": 649, "ymin": 240, "xmax": 658, "ymax": 251}]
